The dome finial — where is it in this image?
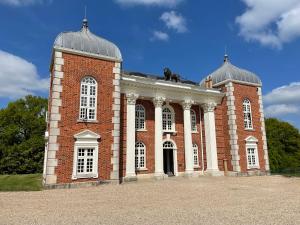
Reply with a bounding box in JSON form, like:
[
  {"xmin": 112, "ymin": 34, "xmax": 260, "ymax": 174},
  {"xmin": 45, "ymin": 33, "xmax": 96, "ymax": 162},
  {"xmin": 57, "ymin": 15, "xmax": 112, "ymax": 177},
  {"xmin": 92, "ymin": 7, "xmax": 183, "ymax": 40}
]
[
  {"xmin": 224, "ymin": 45, "xmax": 229, "ymax": 62},
  {"xmin": 224, "ymin": 54, "xmax": 229, "ymax": 63},
  {"xmin": 82, "ymin": 6, "xmax": 88, "ymax": 30}
]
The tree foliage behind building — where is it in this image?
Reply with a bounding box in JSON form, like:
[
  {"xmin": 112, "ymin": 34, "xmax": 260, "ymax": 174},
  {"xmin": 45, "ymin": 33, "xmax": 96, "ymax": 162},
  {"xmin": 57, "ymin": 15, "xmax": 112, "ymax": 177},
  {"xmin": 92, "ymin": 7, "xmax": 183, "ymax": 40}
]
[
  {"xmin": 266, "ymin": 118, "xmax": 300, "ymax": 173},
  {"xmin": 0, "ymin": 96, "xmax": 47, "ymax": 174}
]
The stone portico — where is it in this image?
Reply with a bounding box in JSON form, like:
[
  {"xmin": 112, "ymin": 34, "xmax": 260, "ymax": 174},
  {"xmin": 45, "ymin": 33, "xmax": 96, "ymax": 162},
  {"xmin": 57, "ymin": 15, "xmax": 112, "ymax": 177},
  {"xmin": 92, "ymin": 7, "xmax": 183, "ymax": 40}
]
[{"xmin": 121, "ymin": 73, "xmax": 224, "ymax": 180}]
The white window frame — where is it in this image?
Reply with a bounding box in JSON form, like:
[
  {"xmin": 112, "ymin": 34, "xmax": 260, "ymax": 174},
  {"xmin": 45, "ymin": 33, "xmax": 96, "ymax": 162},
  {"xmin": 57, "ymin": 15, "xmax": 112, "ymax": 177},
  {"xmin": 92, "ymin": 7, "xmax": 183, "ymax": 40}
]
[
  {"xmin": 243, "ymin": 99, "xmax": 253, "ymax": 130},
  {"xmin": 162, "ymin": 105, "xmax": 175, "ymax": 132},
  {"xmin": 135, "ymin": 104, "xmax": 146, "ymax": 131},
  {"xmin": 190, "ymin": 109, "xmax": 197, "ymax": 132},
  {"xmin": 193, "ymin": 143, "xmax": 199, "ymax": 167},
  {"xmin": 245, "ymin": 136, "xmax": 260, "ymax": 169},
  {"xmin": 79, "ymin": 76, "xmax": 97, "ymax": 121},
  {"xmin": 135, "ymin": 142, "xmax": 146, "ymax": 170},
  {"xmin": 72, "ymin": 130, "xmax": 100, "ymax": 179}
]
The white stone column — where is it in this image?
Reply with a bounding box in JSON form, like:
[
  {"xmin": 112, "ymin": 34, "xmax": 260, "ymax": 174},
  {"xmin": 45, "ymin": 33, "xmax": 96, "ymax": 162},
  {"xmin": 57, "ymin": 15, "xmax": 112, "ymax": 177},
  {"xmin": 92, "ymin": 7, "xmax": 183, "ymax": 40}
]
[
  {"xmin": 125, "ymin": 93, "xmax": 138, "ymax": 180},
  {"xmin": 202, "ymin": 102, "xmax": 221, "ymax": 175},
  {"xmin": 182, "ymin": 100, "xmax": 194, "ymax": 175},
  {"xmin": 153, "ymin": 97, "xmax": 165, "ymax": 178}
]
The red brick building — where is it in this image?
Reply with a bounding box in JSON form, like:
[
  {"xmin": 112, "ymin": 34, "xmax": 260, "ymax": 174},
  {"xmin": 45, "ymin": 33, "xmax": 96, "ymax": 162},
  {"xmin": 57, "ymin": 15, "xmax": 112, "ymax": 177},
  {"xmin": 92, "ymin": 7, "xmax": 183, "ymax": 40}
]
[{"xmin": 43, "ymin": 19, "xmax": 270, "ymax": 187}]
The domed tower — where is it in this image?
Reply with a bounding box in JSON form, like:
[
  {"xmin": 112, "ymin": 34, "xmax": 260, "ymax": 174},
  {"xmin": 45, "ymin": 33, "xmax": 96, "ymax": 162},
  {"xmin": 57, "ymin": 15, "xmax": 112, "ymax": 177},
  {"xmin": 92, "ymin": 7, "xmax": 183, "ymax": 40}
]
[
  {"xmin": 201, "ymin": 55, "xmax": 270, "ymax": 175},
  {"xmin": 43, "ymin": 19, "xmax": 122, "ymax": 186}
]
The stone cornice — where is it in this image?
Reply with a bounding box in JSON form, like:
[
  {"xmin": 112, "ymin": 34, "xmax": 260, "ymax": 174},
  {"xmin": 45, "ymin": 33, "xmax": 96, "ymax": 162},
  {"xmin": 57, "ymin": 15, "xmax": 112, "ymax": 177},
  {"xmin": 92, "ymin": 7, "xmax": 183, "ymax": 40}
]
[{"xmin": 121, "ymin": 75, "xmax": 224, "ymax": 105}]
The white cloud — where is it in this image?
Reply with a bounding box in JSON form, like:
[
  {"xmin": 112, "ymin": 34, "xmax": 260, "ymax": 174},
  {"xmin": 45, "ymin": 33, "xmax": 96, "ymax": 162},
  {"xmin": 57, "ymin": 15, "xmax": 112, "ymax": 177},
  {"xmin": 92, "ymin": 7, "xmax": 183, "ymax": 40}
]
[
  {"xmin": 151, "ymin": 30, "xmax": 169, "ymax": 41},
  {"xmin": 115, "ymin": 0, "xmax": 183, "ymax": 7},
  {"xmin": 0, "ymin": 50, "xmax": 49, "ymax": 99},
  {"xmin": 0, "ymin": 0, "xmax": 50, "ymax": 6},
  {"xmin": 264, "ymin": 104, "xmax": 299, "ymax": 117},
  {"xmin": 236, "ymin": 0, "xmax": 300, "ymax": 48},
  {"xmin": 264, "ymin": 82, "xmax": 300, "ymax": 117},
  {"xmin": 160, "ymin": 11, "xmax": 187, "ymax": 33}
]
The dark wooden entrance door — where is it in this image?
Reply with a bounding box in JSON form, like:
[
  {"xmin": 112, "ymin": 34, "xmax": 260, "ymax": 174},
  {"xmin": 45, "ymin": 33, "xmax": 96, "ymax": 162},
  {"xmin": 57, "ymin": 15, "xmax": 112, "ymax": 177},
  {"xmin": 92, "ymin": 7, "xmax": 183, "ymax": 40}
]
[{"xmin": 163, "ymin": 148, "xmax": 174, "ymax": 176}]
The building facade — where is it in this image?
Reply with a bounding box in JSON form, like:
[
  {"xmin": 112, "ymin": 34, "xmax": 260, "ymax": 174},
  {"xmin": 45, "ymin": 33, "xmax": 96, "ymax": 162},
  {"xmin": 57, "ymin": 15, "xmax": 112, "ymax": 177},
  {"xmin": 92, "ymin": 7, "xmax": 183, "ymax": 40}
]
[{"xmin": 43, "ymin": 19, "xmax": 270, "ymax": 187}]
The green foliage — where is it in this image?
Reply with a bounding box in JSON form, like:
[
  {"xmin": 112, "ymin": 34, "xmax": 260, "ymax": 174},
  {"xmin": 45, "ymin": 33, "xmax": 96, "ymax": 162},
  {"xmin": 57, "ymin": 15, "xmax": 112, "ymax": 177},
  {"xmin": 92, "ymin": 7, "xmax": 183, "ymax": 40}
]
[
  {"xmin": 0, "ymin": 174, "xmax": 42, "ymax": 191},
  {"xmin": 266, "ymin": 118, "xmax": 300, "ymax": 173},
  {"xmin": 0, "ymin": 96, "xmax": 47, "ymax": 174}
]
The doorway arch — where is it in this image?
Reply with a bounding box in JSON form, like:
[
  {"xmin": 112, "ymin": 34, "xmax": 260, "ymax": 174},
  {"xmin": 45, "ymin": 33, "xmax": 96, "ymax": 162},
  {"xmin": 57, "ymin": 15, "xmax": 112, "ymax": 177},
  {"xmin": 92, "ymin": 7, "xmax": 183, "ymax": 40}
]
[{"xmin": 162, "ymin": 139, "xmax": 178, "ymax": 176}]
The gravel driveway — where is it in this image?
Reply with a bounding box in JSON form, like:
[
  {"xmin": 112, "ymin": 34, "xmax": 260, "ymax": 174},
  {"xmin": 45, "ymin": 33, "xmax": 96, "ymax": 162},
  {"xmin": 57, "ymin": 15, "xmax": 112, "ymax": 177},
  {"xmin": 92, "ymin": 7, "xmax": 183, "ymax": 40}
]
[{"xmin": 0, "ymin": 176, "xmax": 299, "ymax": 225}]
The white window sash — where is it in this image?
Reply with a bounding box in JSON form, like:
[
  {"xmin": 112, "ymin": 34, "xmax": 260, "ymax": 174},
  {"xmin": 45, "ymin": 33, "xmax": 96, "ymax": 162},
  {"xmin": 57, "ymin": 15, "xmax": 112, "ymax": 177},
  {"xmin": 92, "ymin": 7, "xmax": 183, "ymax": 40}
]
[
  {"xmin": 72, "ymin": 142, "xmax": 99, "ymax": 179},
  {"xmin": 79, "ymin": 78, "xmax": 97, "ymax": 121},
  {"xmin": 162, "ymin": 106, "xmax": 175, "ymax": 132},
  {"xmin": 246, "ymin": 144, "xmax": 259, "ymax": 169},
  {"xmin": 135, "ymin": 143, "xmax": 146, "ymax": 170}
]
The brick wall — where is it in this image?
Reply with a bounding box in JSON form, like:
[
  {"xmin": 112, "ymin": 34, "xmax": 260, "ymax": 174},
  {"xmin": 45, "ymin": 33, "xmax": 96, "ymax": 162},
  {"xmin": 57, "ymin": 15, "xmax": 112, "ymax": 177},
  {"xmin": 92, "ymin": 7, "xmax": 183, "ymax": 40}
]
[
  {"xmin": 54, "ymin": 52, "xmax": 115, "ymax": 183},
  {"xmin": 233, "ymin": 83, "xmax": 266, "ymax": 172}
]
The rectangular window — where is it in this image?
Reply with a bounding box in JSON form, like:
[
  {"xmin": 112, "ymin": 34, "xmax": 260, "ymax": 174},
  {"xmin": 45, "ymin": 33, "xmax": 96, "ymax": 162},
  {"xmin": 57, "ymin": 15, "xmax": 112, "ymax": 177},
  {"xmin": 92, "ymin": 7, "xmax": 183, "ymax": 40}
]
[
  {"xmin": 193, "ymin": 145, "xmax": 199, "ymax": 166},
  {"xmin": 76, "ymin": 148, "xmax": 95, "ymax": 174},
  {"xmin": 246, "ymin": 146, "xmax": 259, "ymax": 168}
]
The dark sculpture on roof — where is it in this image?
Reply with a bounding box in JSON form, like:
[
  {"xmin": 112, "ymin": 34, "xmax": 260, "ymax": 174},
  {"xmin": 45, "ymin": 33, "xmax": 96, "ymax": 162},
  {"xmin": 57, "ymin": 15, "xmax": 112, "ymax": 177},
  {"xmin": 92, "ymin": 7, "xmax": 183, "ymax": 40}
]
[{"xmin": 164, "ymin": 68, "xmax": 180, "ymax": 83}]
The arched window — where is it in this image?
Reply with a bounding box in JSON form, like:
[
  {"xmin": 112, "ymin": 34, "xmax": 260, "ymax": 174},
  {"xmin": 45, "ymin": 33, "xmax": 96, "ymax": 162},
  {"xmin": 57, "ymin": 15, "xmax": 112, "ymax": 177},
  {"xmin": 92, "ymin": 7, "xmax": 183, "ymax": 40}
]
[
  {"xmin": 190, "ymin": 109, "xmax": 197, "ymax": 132},
  {"xmin": 135, "ymin": 104, "xmax": 145, "ymax": 130},
  {"xmin": 79, "ymin": 77, "xmax": 97, "ymax": 120},
  {"xmin": 193, "ymin": 144, "xmax": 199, "ymax": 167},
  {"xmin": 162, "ymin": 105, "xmax": 175, "ymax": 132},
  {"xmin": 163, "ymin": 141, "xmax": 174, "ymax": 149},
  {"xmin": 135, "ymin": 142, "xmax": 146, "ymax": 170},
  {"xmin": 243, "ymin": 99, "xmax": 253, "ymax": 129}
]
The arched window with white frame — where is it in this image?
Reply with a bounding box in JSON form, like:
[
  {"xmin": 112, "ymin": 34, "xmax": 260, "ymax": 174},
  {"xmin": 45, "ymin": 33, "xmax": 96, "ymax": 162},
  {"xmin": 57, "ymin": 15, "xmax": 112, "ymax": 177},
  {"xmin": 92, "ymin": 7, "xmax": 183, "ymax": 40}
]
[
  {"xmin": 190, "ymin": 109, "xmax": 197, "ymax": 132},
  {"xmin": 193, "ymin": 143, "xmax": 199, "ymax": 167},
  {"xmin": 162, "ymin": 105, "xmax": 175, "ymax": 132},
  {"xmin": 79, "ymin": 76, "xmax": 97, "ymax": 121},
  {"xmin": 135, "ymin": 104, "xmax": 146, "ymax": 130},
  {"xmin": 243, "ymin": 99, "xmax": 253, "ymax": 129},
  {"xmin": 135, "ymin": 142, "xmax": 146, "ymax": 170}
]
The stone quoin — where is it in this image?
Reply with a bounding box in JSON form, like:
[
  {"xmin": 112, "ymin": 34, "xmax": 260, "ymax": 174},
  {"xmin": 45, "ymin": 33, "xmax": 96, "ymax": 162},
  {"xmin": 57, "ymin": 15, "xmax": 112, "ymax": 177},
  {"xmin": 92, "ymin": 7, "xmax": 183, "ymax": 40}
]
[{"xmin": 43, "ymin": 19, "xmax": 270, "ymax": 188}]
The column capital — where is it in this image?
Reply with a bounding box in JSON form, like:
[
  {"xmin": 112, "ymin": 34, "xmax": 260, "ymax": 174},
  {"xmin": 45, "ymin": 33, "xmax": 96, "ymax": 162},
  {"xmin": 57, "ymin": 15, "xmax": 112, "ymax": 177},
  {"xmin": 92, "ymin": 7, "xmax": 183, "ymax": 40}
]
[
  {"xmin": 182, "ymin": 100, "xmax": 194, "ymax": 110},
  {"xmin": 152, "ymin": 97, "xmax": 165, "ymax": 107},
  {"xmin": 202, "ymin": 102, "xmax": 217, "ymax": 113},
  {"xmin": 126, "ymin": 93, "xmax": 139, "ymax": 105}
]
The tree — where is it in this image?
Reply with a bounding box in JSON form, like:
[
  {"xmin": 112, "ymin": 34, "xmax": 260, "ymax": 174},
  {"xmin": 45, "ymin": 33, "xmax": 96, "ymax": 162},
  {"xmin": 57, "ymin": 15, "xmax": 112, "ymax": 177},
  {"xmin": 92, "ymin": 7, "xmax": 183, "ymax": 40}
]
[
  {"xmin": 266, "ymin": 118, "xmax": 300, "ymax": 173},
  {"xmin": 0, "ymin": 95, "xmax": 47, "ymax": 174}
]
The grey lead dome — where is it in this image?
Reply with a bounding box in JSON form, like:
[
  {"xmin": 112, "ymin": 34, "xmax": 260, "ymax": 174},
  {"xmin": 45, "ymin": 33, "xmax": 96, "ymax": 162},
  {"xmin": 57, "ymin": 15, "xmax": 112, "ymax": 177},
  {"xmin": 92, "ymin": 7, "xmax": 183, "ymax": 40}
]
[
  {"xmin": 200, "ymin": 55, "xmax": 262, "ymax": 87},
  {"xmin": 54, "ymin": 19, "xmax": 122, "ymax": 61}
]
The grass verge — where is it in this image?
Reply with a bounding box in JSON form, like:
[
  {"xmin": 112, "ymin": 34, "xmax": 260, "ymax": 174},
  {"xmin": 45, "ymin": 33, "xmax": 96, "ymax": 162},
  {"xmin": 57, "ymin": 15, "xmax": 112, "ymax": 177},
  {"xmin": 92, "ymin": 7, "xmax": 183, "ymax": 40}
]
[{"xmin": 0, "ymin": 174, "xmax": 42, "ymax": 192}]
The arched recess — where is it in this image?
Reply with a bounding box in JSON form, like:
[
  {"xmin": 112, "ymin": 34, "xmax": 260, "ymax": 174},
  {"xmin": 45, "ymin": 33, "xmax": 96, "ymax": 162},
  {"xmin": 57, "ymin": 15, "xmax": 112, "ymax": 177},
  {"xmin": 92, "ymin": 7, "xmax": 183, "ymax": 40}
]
[{"xmin": 162, "ymin": 138, "xmax": 178, "ymax": 176}]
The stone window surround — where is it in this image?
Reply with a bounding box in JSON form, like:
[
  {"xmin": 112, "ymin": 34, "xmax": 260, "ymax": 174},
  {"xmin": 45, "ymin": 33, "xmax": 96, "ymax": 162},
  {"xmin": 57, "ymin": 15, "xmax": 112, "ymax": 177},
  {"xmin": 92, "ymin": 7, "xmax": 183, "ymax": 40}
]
[
  {"xmin": 245, "ymin": 136, "xmax": 260, "ymax": 170},
  {"xmin": 72, "ymin": 130, "xmax": 100, "ymax": 180}
]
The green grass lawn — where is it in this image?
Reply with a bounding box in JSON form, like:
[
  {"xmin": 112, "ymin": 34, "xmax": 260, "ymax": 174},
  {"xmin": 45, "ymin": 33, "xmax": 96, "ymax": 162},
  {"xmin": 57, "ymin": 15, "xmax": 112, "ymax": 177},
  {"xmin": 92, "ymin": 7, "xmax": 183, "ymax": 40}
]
[{"xmin": 0, "ymin": 174, "xmax": 42, "ymax": 192}]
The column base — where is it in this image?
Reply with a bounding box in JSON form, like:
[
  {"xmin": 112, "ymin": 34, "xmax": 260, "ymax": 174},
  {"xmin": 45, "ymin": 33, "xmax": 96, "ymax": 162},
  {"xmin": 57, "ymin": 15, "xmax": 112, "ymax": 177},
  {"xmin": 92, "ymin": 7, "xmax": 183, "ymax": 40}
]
[
  {"xmin": 124, "ymin": 174, "xmax": 137, "ymax": 182},
  {"xmin": 204, "ymin": 169, "xmax": 224, "ymax": 176}
]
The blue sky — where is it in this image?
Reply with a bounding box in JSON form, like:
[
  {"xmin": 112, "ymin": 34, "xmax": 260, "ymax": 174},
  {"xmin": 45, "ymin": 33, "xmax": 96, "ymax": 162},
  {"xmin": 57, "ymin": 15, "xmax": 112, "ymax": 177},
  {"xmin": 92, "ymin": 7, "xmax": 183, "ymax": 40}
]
[{"xmin": 0, "ymin": 0, "xmax": 299, "ymax": 129}]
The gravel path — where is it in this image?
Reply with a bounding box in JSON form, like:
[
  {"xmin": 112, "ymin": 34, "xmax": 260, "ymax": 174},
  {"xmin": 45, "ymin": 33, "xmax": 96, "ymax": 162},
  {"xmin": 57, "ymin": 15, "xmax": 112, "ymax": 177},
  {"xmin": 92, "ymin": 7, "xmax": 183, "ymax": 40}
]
[{"xmin": 0, "ymin": 176, "xmax": 299, "ymax": 225}]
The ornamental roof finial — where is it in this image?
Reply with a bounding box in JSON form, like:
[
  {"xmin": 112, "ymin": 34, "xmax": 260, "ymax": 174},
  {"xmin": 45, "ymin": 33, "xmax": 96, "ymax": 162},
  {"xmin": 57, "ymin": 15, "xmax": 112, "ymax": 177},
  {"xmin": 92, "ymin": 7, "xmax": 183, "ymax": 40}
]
[{"xmin": 82, "ymin": 6, "xmax": 88, "ymax": 30}]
